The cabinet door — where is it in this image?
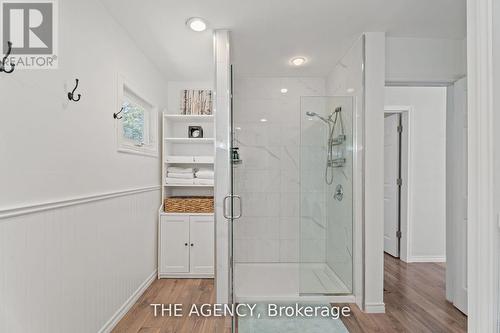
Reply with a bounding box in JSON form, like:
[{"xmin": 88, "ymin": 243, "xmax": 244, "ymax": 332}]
[
  {"xmin": 189, "ymin": 216, "xmax": 214, "ymax": 275},
  {"xmin": 159, "ymin": 215, "xmax": 190, "ymax": 273}
]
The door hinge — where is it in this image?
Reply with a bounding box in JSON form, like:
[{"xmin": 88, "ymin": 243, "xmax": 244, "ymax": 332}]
[
  {"xmin": 396, "ymin": 230, "xmax": 402, "ymax": 239},
  {"xmin": 397, "ymin": 125, "xmax": 403, "ymax": 133},
  {"xmin": 397, "ymin": 178, "xmax": 402, "ymax": 186}
]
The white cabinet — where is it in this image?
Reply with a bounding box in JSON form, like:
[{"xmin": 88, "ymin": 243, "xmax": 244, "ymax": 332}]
[
  {"xmin": 189, "ymin": 215, "xmax": 215, "ymax": 274},
  {"xmin": 159, "ymin": 215, "xmax": 190, "ymax": 273},
  {"xmin": 159, "ymin": 214, "xmax": 214, "ymax": 278}
]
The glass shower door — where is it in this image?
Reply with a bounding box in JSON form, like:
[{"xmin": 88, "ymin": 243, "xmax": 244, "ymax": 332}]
[{"xmin": 299, "ymin": 96, "xmax": 354, "ymax": 295}]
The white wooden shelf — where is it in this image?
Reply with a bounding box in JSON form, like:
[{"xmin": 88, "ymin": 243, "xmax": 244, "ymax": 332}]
[
  {"xmin": 163, "ymin": 184, "xmax": 214, "ymax": 187},
  {"xmin": 164, "ymin": 138, "xmax": 214, "ymax": 144},
  {"xmin": 164, "ymin": 114, "xmax": 214, "ymax": 121},
  {"xmin": 165, "ymin": 155, "xmax": 214, "ymax": 164},
  {"xmin": 160, "ymin": 212, "xmax": 214, "ymax": 216}
]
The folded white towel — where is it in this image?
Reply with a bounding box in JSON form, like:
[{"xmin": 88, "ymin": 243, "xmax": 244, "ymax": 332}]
[
  {"xmin": 167, "ymin": 166, "xmax": 194, "ymax": 174},
  {"xmin": 193, "ymin": 178, "xmax": 214, "ymax": 185},
  {"xmin": 165, "ymin": 178, "xmax": 194, "ymax": 185},
  {"xmin": 167, "ymin": 172, "xmax": 194, "ymax": 179},
  {"xmin": 195, "ymin": 170, "xmax": 214, "ymax": 179}
]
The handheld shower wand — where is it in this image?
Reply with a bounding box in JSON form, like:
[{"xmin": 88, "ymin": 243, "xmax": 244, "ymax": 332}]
[{"xmin": 306, "ymin": 107, "xmax": 345, "ymax": 185}]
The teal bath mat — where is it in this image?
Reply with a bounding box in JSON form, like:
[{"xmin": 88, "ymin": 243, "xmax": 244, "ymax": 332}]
[{"xmin": 237, "ymin": 303, "xmax": 350, "ymax": 333}]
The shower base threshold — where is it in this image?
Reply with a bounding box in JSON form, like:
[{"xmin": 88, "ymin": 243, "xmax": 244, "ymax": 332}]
[{"xmin": 234, "ymin": 262, "xmax": 354, "ymax": 303}]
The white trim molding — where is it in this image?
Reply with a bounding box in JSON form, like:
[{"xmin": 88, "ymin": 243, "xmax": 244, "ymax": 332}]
[
  {"xmin": 99, "ymin": 270, "xmax": 157, "ymax": 333},
  {"xmin": 364, "ymin": 302, "xmax": 386, "ymax": 314},
  {"xmin": 406, "ymin": 256, "xmax": 446, "ymax": 263},
  {"xmin": 467, "ymin": 0, "xmax": 498, "ymax": 332},
  {"xmin": 0, "ymin": 185, "xmax": 161, "ymax": 219}
]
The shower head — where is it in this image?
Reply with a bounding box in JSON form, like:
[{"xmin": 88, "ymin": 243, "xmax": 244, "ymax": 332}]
[{"xmin": 306, "ymin": 111, "xmax": 330, "ymax": 124}]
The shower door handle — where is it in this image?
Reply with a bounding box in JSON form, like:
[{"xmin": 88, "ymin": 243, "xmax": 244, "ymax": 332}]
[{"xmin": 222, "ymin": 195, "xmax": 242, "ymax": 220}]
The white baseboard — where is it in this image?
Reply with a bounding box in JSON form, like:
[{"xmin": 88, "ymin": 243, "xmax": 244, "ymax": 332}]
[
  {"xmin": 99, "ymin": 270, "xmax": 157, "ymax": 333},
  {"xmin": 364, "ymin": 302, "xmax": 386, "ymax": 313},
  {"xmin": 407, "ymin": 256, "xmax": 446, "ymax": 263}
]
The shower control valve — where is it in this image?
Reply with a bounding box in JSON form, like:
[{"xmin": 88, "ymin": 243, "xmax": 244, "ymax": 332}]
[{"xmin": 334, "ymin": 184, "xmax": 344, "ymax": 201}]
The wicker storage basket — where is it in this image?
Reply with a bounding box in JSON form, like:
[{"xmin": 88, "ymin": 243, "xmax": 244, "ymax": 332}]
[{"xmin": 164, "ymin": 196, "xmax": 214, "ymax": 213}]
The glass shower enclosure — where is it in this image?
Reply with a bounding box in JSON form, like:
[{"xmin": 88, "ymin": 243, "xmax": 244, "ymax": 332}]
[{"xmin": 230, "ymin": 92, "xmax": 354, "ymax": 303}]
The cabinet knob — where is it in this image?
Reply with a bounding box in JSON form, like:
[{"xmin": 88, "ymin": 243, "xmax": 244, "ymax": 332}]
[
  {"xmin": 190, "ymin": 243, "xmax": 194, "ymax": 247},
  {"xmin": 184, "ymin": 243, "xmax": 188, "ymax": 246}
]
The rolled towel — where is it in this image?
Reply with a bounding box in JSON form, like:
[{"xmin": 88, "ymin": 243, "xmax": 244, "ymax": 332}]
[
  {"xmin": 167, "ymin": 172, "xmax": 194, "ymax": 179},
  {"xmin": 165, "ymin": 178, "xmax": 194, "ymax": 185},
  {"xmin": 195, "ymin": 170, "xmax": 214, "ymax": 179},
  {"xmin": 193, "ymin": 178, "xmax": 214, "ymax": 185},
  {"xmin": 167, "ymin": 166, "xmax": 194, "ymax": 174}
]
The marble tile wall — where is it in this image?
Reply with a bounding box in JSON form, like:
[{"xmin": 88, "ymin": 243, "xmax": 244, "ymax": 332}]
[{"xmin": 233, "ymin": 77, "xmax": 325, "ymax": 263}]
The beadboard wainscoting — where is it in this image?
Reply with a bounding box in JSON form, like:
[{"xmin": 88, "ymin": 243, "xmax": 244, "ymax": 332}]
[{"xmin": 0, "ymin": 186, "xmax": 160, "ymax": 333}]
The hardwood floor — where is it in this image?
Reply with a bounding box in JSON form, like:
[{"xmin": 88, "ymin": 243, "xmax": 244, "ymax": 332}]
[
  {"xmin": 111, "ymin": 278, "xmax": 230, "ymax": 333},
  {"xmin": 114, "ymin": 254, "xmax": 466, "ymax": 333},
  {"xmin": 340, "ymin": 254, "xmax": 467, "ymax": 332}
]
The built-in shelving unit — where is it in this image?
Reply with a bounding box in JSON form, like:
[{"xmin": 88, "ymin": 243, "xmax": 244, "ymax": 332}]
[
  {"xmin": 161, "ymin": 112, "xmax": 215, "ymax": 203},
  {"xmin": 158, "ymin": 112, "xmax": 215, "ymax": 279}
]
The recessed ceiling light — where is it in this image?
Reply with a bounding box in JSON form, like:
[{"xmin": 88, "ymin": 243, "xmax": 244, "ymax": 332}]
[
  {"xmin": 260, "ymin": 118, "xmax": 268, "ymax": 122},
  {"xmin": 290, "ymin": 57, "xmax": 307, "ymax": 66},
  {"xmin": 186, "ymin": 17, "xmax": 207, "ymax": 32},
  {"xmin": 281, "ymin": 88, "xmax": 288, "ymax": 94}
]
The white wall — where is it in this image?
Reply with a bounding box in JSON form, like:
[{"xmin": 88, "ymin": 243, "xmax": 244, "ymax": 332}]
[
  {"xmin": 385, "ymin": 86, "xmax": 447, "ymax": 262},
  {"xmin": 386, "ymin": 37, "xmax": 466, "ymax": 85},
  {"xmin": 232, "ymin": 77, "xmax": 325, "ymax": 263},
  {"xmin": 494, "ymin": 2, "xmax": 500, "ymax": 330},
  {"xmin": 0, "ymin": 0, "xmax": 167, "ymax": 331},
  {"xmin": 362, "ymin": 32, "xmax": 386, "ymax": 313}
]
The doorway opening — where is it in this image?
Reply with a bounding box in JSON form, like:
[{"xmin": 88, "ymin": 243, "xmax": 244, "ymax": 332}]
[{"xmin": 383, "ymin": 84, "xmax": 468, "ymax": 326}]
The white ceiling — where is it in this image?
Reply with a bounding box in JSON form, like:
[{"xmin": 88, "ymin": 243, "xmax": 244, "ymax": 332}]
[{"xmin": 100, "ymin": 0, "xmax": 466, "ymax": 80}]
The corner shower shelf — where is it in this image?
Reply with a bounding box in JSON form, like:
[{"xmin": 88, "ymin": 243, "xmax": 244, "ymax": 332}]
[{"xmin": 331, "ymin": 135, "xmax": 346, "ymax": 146}]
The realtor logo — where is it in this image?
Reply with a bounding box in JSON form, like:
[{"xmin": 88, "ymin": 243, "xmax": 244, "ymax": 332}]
[{"xmin": 1, "ymin": 0, "xmax": 58, "ymax": 69}]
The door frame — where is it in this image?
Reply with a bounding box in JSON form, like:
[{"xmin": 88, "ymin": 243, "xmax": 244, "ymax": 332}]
[{"xmin": 384, "ymin": 106, "xmax": 412, "ymax": 262}]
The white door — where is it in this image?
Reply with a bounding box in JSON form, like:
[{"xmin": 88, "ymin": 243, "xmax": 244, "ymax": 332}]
[
  {"xmin": 189, "ymin": 215, "xmax": 215, "ymax": 275},
  {"xmin": 384, "ymin": 113, "xmax": 400, "ymax": 257},
  {"xmin": 452, "ymin": 77, "xmax": 468, "ymax": 314},
  {"xmin": 160, "ymin": 215, "xmax": 190, "ymax": 273}
]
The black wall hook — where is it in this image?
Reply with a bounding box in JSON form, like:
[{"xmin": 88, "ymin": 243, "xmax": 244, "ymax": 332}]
[
  {"xmin": 113, "ymin": 107, "xmax": 124, "ymax": 119},
  {"xmin": 68, "ymin": 78, "xmax": 81, "ymax": 102},
  {"xmin": 0, "ymin": 41, "xmax": 15, "ymax": 74}
]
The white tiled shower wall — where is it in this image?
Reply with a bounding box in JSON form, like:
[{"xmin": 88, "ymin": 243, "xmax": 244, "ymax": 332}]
[{"xmin": 233, "ymin": 77, "xmax": 325, "ymax": 263}]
